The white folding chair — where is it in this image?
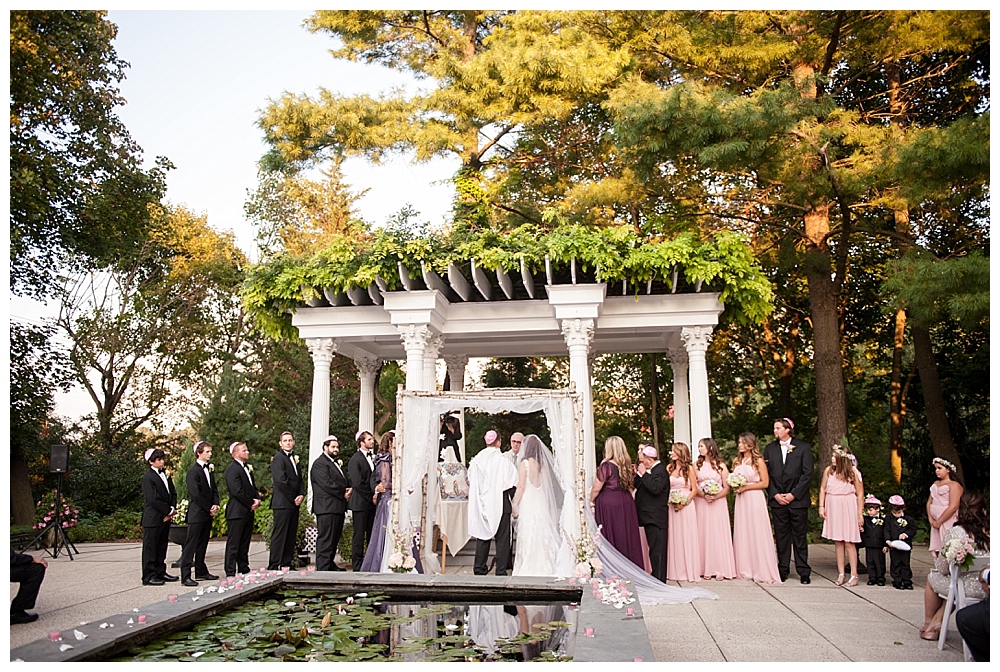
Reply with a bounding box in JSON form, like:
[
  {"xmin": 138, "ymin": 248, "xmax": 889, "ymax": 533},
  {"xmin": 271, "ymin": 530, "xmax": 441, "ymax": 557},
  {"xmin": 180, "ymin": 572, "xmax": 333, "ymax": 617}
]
[{"xmin": 937, "ymin": 554, "xmax": 989, "ymax": 660}]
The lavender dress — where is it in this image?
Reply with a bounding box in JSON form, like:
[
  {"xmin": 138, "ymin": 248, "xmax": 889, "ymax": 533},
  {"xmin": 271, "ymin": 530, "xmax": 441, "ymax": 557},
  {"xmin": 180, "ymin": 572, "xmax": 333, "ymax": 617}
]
[{"xmin": 360, "ymin": 453, "xmax": 392, "ymax": 572}]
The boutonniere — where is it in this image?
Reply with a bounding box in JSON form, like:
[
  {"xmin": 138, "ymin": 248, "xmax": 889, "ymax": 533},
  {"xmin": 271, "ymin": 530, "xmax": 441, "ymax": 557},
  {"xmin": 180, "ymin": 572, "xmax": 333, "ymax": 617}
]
[
  {"xmin": 898, "ymin": 518, "xmax": 907, "ymax": 528},
  {"xmin": 785, "ymin": 444, "xmax": 795, "ymax": 454},
  {"xmin": 293, "ymin": 455, "xmax": 299, "ymax": 465},
  {"xmin": 871, "ymin": 516, "xmax": 883, "ymax": 526},
  {"xmin": 336, "ymin": 459, "xmax": 343, "ymax": 468},
  {"xmin": 164, "ymin": 469, "xmax": 171, "ymax": 478},
  {"xmin": 208, "ymin": 463, "xmax": 215, "ymax": 472},
  {"xmin": 247, "ymin": 464, "xmax": 254, "ymax": 473}
]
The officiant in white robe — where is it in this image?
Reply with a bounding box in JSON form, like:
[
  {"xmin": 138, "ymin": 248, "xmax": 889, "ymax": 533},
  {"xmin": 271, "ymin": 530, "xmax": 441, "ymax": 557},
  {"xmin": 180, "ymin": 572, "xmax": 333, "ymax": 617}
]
[{"xmin": 468, "ymin": 429, "xmax": 518, "ymax": 575}]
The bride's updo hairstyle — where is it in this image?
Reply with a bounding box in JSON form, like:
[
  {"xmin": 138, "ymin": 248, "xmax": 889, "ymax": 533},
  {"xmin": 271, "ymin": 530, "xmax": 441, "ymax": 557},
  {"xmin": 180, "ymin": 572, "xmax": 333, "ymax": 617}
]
[{"xmin": 521, "ymin": 434, "xmax": 544, "ymax": 461}]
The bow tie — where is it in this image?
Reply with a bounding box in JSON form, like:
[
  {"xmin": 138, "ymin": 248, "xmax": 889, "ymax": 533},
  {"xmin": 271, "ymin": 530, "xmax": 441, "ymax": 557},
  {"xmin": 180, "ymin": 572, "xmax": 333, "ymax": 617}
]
[
  {"xmin": 202, "ymin": 464, "xmax": 210, "ymax": 470},
  {"xmin": 157, "ymin": 468, "xmax": 165, "ymax": 474}
]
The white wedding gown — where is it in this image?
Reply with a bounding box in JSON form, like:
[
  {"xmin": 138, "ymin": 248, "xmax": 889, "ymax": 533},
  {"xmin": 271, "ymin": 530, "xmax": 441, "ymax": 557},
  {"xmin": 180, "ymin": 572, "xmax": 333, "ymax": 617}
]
[{"xmin": 512, "ymin": 462, "xmax": 561, "ymax": 577}]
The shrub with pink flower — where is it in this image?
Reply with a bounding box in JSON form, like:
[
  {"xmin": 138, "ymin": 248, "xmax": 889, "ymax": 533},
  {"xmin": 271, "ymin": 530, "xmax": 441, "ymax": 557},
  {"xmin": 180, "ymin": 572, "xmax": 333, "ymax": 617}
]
[{"xmin": 34, "ymin": 491, "xmax": 80, "ymax": 530}]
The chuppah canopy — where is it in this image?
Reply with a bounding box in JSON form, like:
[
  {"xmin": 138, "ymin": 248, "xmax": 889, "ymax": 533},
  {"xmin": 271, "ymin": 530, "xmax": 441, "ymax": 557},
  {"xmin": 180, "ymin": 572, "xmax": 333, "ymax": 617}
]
[{"xmin": 391, "ymin": 388, "xmax": 585, "ymax": 576}]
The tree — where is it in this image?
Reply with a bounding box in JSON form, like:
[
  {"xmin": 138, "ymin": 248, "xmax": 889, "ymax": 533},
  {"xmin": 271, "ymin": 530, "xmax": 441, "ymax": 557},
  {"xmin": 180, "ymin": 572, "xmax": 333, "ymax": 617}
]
[
  {"xmin": 9, "ymin": 10, "xmax": 168, "ymax": 298},
  {"xmin": 56, "ymin": 206, "xmax": 247, "ymax": 456}
]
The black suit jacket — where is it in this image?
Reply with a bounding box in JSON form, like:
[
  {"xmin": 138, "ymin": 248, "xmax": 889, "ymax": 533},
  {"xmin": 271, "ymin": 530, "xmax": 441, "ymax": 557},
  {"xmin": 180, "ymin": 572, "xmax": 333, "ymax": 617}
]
[
  {"xmin": 270, "ymin": 450, "xmax": 305, "ymax": 510},
  {"xmin": 348, "ymin": 450, "xmax": 375, "ymax": 512},
  {"xmin": 884, "ymin": 514, "xmax": 914, "ymax": 546},
  {"xmin": 225, "ymin": 460, "xmax": 260, "ymax": 520},
  {"xmin": 764, "ymin": 438, "xmax": 814, "ymax": 509},
  {"xmin": 634, "ymin": 461, "xmax": 669, "ymax": 528},
  {"xmin": 861, "ymin": 515, "xmax": 885, "ymax": 548},
  {"xmin": 310, "ymin": 454, "xmax": 350, "ymax": 515},
  {"xmin": 185, "ymin": 461, "xmax": 220, "ymax": 524},
  {"xmin": 141, "ymin": 468, "xmax": 177, "ymax": 528}
]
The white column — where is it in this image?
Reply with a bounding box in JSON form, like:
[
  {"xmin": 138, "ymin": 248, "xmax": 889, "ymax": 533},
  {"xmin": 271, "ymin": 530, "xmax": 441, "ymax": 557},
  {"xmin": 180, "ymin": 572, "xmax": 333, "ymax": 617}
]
[
  {"xmin": 423, "ymin": 336, "xmax": 444, "ymax": 392},
  {"xmin": 397, "ymin": 324, "xmax": 431, "ymax": 391},
  {"xmin": 668, "ymin": 346, "xmax": 691, "ymax": 447},
  {"xmin": 682, "ymin": 326, "xmax": 714, "ymax": 446},
  {"xmin": 443, "ymin": 354, "xmax": 469, "ymax": 391},
  {"xmin": 306, "ymin": 337, "xmax": 336, "ymax": 512},
  {"xmin": 561, "ymin": 318, "xmax": 597, "ymax": 488},
  {"xmin": 355, "ymin": 356, "xmax": 381, "ymax": 436}
]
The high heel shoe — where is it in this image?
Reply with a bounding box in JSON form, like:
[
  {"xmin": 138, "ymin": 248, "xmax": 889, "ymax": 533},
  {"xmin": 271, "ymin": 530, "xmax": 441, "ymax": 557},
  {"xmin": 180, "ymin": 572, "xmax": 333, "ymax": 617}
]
[
  {"xmin": 835, "ymin": 574, "xmax": 845, "ymax": 586},
  {"xmin": 919, "ymin": 624, "xmax": 941, "ymax": 641},
  {"xmin": 846, "ymin": 575, "xmax": 859, "ymax": 587}
]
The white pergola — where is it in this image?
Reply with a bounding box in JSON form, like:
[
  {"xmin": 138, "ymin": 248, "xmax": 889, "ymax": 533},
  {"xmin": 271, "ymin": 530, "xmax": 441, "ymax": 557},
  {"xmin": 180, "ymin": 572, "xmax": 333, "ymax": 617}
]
[{"xmin": 290, "ymin": 261, "xmax": 724, "ymax": 477}]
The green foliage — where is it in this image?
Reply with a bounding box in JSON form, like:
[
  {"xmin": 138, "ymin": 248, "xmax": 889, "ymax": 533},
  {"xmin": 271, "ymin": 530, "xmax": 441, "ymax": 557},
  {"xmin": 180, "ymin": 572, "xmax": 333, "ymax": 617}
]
[
  {"xmin": 10, "ymin": 10, "xmax": 169, "ymax": 298},
  {"xmin": 883, "ymin": 250, "xmax": 989, "ymax": 330},
  {"xmin": 70, "ymin": 509, "xmax": 143, "ymax": 542},
  {"xmin": 243, "ymin": 225, "xmax": 773, "ymax": 339},
  {"xmin": 65, "ymin": 434, "xmax": 152, "ymax": 517},
  {"xmin": 338, "ymin": 520, "xmax": 354, "ymax": 566}
]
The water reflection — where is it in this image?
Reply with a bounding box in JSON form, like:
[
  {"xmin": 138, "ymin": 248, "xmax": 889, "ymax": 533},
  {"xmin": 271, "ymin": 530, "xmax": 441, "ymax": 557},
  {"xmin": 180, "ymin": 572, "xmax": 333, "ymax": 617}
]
[{"xmin": 380, "ymin": 602, "xmax": 575, "ymax": 661}]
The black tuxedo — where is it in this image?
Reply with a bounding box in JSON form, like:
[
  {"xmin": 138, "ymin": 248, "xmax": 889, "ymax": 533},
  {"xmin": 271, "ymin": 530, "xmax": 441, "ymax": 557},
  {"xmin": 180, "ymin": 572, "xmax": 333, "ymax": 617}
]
[
  {"xmin": 763, "ymin": 437, "xmax": 814, "ymax": 580},
  {"xmin": 224, "ymin": 459, "xmax": 259, "ymax": 576},
  {"xmin": 268, "ymin": 450, "xmax": 306, "ymax": 570},
  {"xmin": 310, "ymin": 453, "xmax": 350, "ymax": 570},
  {"xmin": 10, "ymin": 550, "xmax": 46, "ymax": 615},
  {"xmin": 884, "ymin": 513, "xmax": 914, "ymax": 587},
  {"xmin": 861, "ymin": 514, "xmax": 886, "ymax": 582},
  {"xmin": 348, "ymin": 449, "xmax": 376, "ymax": 571},
  {"xmin": 634, "ymin": 461, "xmax": 669, "ymax": 582},
  {"xmin": 180, "ymin": 460, "xmax": 220, "ymax": 580},
  {"xmin": 141, "ymin": 467, "xmax": 177, "ymax": 583}
]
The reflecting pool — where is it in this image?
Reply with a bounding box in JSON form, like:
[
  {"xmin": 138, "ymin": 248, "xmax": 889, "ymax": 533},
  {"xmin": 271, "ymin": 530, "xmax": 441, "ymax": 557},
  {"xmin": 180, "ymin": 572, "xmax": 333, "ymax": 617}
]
[{"xmin": 112, "ymin": 589, "xmax": 577, "ymax": 662}]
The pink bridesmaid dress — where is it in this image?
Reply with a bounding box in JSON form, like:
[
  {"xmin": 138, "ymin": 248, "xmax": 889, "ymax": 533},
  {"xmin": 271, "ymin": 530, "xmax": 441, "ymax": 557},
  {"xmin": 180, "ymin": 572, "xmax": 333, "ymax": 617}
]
[
  {"xmin": 731, "ymin": 461, "xmax": 782, "ymax": 584},
  {"xmin": 666, "ymin": 474, "xmax": 702, "ymax": 582},
  {"xmin": 694, "ymin": 462, "xmax": 736, "ymax": 579},
  {"xmin": 928, "ymin": 483, "xmax": 957, "ymax": 555},
  {"xmin": 820, "ymin": 473, "xmax": 861, "ymax": 543}
]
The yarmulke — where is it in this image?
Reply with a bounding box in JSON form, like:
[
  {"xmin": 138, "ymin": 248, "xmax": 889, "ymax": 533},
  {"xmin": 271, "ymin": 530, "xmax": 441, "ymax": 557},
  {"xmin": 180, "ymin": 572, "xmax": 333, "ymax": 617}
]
[
  {"xmin": 356, "ymin": 429, "xmax": 365, "ymax": 441},
  {"xmin": 324, "ymin": 435, "xmax": 338, "ymax": 443},
  {"xmin": 144, "ymin": 448, "xmax": 155, "ymax": 461},
  {"xmin": 888, "ymin": 495, "xmax": 905, "ymax": 506},
  {"xmin": 192, "ymin": 440, "xmax": 205, "ymax": 454},
  {"xmin": 229, "ymin": 442, "xmax": 243, "ymax": 454},
  {"xmin": 864, "ymin": 495, "xmax": 881, "ymax": 506},
  {"xmin": 783, "ymin": 417, "xmax": 795, "ymax": 429},
  {"xmin": 642, "ymin": 445, "xmax": 658, "ymax": 458},
  {"xmin": 484, "ymin": 430, "xmax": 498, "ymax": 445}
]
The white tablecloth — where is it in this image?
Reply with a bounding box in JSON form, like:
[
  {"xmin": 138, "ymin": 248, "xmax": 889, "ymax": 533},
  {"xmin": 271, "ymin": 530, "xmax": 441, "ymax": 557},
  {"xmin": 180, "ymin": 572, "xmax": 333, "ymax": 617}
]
[{"xmin": 436, "ymin": 499, "xmax": 470, "ymax": 557}]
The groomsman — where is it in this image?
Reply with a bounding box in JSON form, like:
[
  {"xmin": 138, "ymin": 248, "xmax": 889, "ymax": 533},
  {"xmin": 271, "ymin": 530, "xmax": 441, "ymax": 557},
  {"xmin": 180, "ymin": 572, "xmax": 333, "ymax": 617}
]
[
  {"xmin": 764, "ymin": 418, "xmax": 814, "ymax": 584},
  {"xmin": 348, "ymin": 430, "xmax": 376, "ymax": 571},
  {"xmin": 310, "ymin": 435, "xmax": 352, "ymax": 571},
  {"xmin": 224, "ymin": 441, "xmax": 261, "ymax": 577},
  {"xmin": 179, "ymin": 440, "xmax": 220, "ymax": 586},
  {"xmin": 268, "ymin": 431, "xmax": 306, "ymax": 570},
  {"xmin": 140, "ymin": 448, "xmax": 178, "ymax": 585},
  {"xmin": 634, "ymin": 443, "xmax": 669, "ymax": 583}
]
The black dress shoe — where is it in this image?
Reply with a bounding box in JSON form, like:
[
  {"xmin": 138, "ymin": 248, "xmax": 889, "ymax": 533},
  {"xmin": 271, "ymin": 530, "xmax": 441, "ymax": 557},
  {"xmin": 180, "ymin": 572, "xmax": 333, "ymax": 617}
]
[
  {"xmin": 779, "ymin": 574, "xmax": 789, "ymax": 583},
  {"xmin": 800, "ymin": 575, "xmax": 811, "ymax": 584},
  {"xmin": 143, "ymin": 578, "xmax": 165, "ymax": 586},
  {"xmin": 161, "ymin": 573, "xmax": 179, "ymax": 582},
  {"xmin": 330, "ymin": 564, "xmax": 345, "ymax": 572},
  {"xmin": 195, "ymin": 572, "xmax": 219, "ymax": 581},
  {"xmin": 181, "ymin": 577, "xmax": 199, "ymax": 587},
  {"xmin": 11, "ymin": 610, "xmax": 39, "ymax": 624},
  {"xmin": 877, "ymin": 579, "xmax": 886, "ymax": 586}
]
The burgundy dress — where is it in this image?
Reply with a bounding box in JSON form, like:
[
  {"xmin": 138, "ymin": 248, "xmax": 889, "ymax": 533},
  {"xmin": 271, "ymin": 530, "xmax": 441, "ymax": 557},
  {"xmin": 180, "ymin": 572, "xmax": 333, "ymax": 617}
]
[{"xmin": 594, "ymin": 461, "xmax": 645, "ymax": 569}]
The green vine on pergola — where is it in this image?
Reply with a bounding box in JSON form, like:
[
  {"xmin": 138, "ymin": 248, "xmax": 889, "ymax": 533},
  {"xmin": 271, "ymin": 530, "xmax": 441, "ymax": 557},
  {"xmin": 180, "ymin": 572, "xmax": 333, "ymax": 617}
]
[{"xmin": 242, "ymin": 224, "xmax": 774, "ymax": 340}]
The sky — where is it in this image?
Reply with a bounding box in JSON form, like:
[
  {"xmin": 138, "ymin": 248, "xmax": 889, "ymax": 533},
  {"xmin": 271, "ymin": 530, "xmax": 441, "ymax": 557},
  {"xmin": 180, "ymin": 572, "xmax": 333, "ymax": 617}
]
[{"xmin": 10, "ymin": 9, "xmax": 460, "ymax": 421}]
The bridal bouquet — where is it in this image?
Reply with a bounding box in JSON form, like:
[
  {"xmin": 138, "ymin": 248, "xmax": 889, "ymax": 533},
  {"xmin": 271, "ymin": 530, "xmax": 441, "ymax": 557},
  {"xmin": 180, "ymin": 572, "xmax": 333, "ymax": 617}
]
[
  {"xmin": 387, "ymin": 524, "xmax": 418, "ymax": 573},
  {"xmin": 727, "ymin": 472, "xmax": 747, "ymax": 490},
  {"xmin": 668, "ymin": 490, "xmax": 689, "ymax": 511},
  {"xmin": 942, "ymin": 537, "xmax": 977, "ymax": 570},
  {"xmin": 699, "ymin": 480, "xmax": 722, "ymax": 497},
  {"xmin": 565, "ymin": 523, "xmax": 603, "ymax": 579}
]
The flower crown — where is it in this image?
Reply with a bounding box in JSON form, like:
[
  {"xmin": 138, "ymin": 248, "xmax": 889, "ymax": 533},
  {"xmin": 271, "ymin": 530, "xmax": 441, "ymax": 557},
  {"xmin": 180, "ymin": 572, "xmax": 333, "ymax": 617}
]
[
  {"xmin": 832, "ymin": 444, "xmax": 851, "ymax": 459},
  {"xmin": 932, "ymin": 457, "xmax": 956, "ymax": 472}
]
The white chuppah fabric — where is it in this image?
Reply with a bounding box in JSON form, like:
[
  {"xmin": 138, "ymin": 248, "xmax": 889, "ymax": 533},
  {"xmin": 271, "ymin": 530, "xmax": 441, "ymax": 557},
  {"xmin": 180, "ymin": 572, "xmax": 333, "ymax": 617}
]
[{"xmin": 394, "ymin": 389, "xmax": 582, "ymax": 576}]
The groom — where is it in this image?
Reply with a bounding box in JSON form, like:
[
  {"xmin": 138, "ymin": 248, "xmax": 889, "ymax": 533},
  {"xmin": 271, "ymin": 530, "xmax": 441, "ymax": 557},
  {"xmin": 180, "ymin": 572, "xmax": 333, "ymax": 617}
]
[
  {"xmin": 468, "ymin": 429, "xmax": 519, "ymax": 576},
  {"xmin": 764, "ymin": 417, "xmax": 814, "ymax": 584},
  {"xmin": 634, "ymin": 443, "xmax": 669, "ymax": 583}
]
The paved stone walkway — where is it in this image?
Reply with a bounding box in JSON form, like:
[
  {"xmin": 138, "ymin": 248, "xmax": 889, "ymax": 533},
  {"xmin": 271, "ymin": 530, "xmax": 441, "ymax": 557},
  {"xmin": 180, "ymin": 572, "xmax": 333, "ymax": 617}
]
[{"xmin": 9, "ymin": 539, "xmax": 965, "ymax": 661}]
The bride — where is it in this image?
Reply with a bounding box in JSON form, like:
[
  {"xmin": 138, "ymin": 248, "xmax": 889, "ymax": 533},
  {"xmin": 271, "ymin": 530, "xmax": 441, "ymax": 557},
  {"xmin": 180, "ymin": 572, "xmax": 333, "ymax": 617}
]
[{"xmin": 511, "ymin": 435, "xmax": 564, "ymax": 577}]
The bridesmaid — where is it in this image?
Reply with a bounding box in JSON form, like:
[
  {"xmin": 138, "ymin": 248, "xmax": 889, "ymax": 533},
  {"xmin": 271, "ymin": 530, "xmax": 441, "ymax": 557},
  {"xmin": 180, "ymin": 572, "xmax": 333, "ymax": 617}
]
[
  {"xmin": 666, "ymin": 442, "xmax": 702, "ymax": 582},
  {"xmin": 694, "ymin": 437, "xmax": 736, "ymax": 580},
  {"xmin": 731, "ymin": 432, "xmax": 781, "ymax": 584},
  {"xmin": 925, "ymin": 457, "xmax": 963, "ymax": 558},
  {"xmin": 818, "ymin": 445, "xmax": 865, "ymax": 586}
]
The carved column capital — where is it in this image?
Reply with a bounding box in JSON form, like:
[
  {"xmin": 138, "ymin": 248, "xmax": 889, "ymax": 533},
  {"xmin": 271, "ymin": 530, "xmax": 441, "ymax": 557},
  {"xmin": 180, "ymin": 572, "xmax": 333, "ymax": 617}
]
[
  {"xmin": 442, "ymin": 354, "xmax": 469, "ymax": 371},
  {"xmin": 354, "ymin": 356, "xmax": 382, "ymax": 377},
  {"xmin": 681, "ymin": 326, "xmax": 714, "ymax": 354},
  {"xmin": 397, "ymin": 324, "xmax": 432, "ymax": 352},
  {"xmin": 306, "ymin": 337, "xmax": 336, "ymax": 366},
  {"xmin": 667, "ymin": 346, "xmax": 688, "ymax": 366},
  {"xmin": 426, "ymin": 335, "xmax": 445, "ymax": 361},
  {"xmin": 560, "ymin": 318, "xmax": 595, "ymax": 352}
]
